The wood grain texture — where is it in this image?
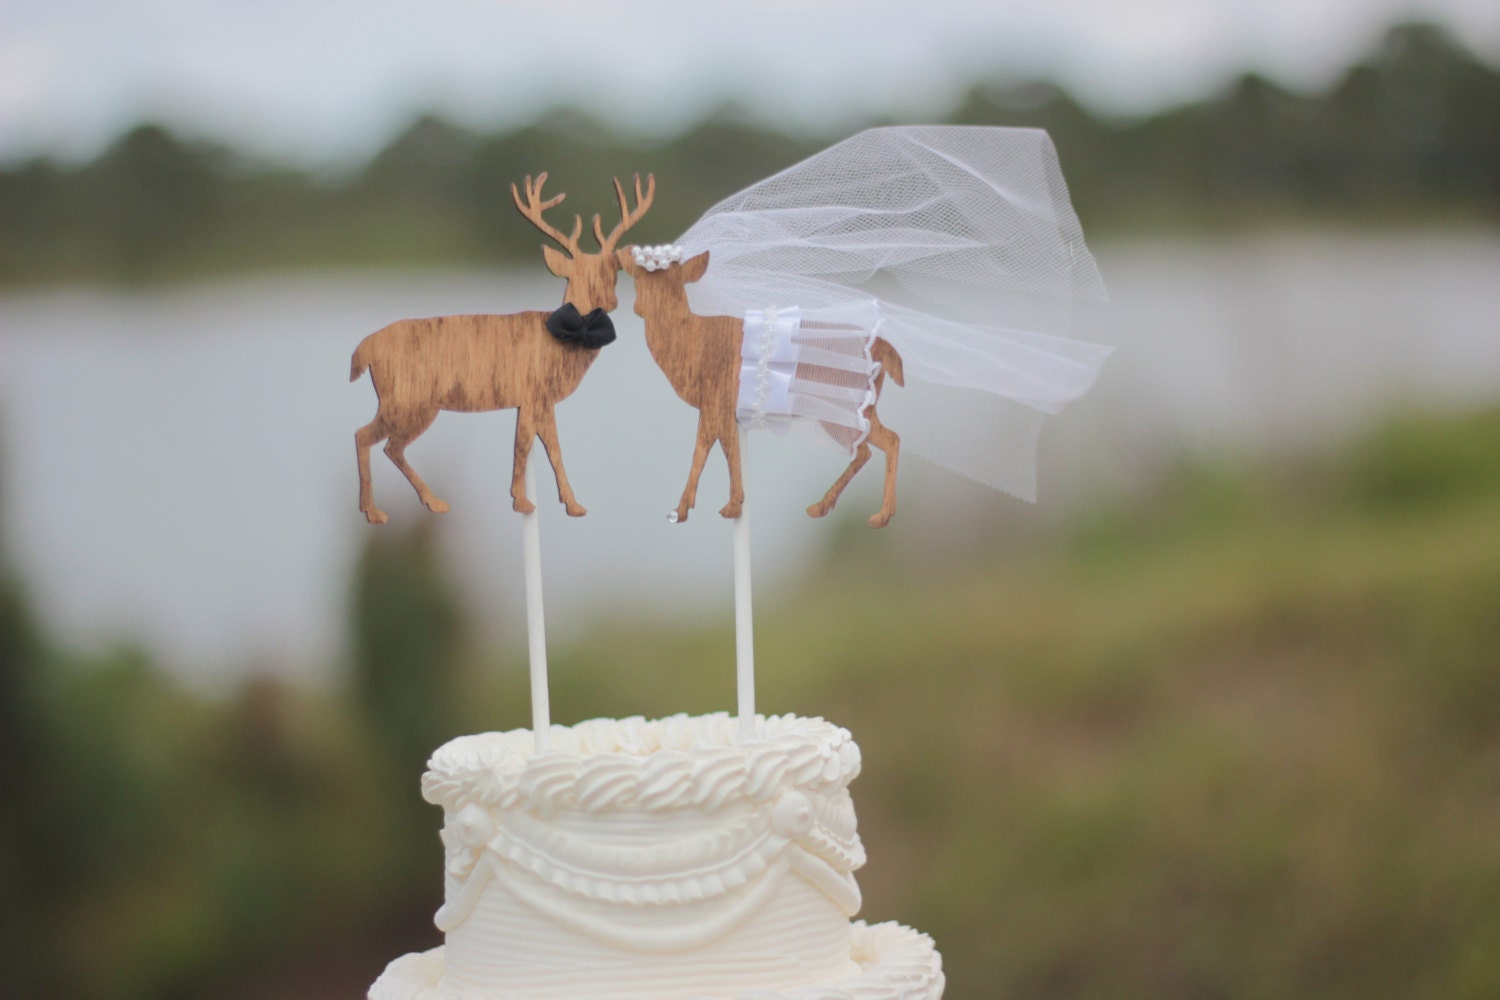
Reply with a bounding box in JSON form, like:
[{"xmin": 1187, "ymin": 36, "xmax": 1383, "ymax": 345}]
[
  {"xmin": 805, "ymin": 335, "xmax": 903, "ymax": 528},
  {"xmin": 352, "ymin": 174, "xmax": 653, "ymax": 523},
  {"xmin": 618, "ymin": 249, "xmax": 905, "ymax": 527}
]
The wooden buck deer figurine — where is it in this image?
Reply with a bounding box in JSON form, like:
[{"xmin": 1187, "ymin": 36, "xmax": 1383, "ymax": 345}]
[
  {"xmin": 618, "ymin": 248, "xmax": 906, "ymax": 528},
  {"xmin": 352, "ymin": 173, "xmax": 654, "ymax": 524}
]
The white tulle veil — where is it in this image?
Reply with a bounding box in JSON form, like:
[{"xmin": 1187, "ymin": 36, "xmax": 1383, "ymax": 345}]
[{"xmin": 675, "ymin": 125, "xmax": 1110, "ymax": 502}]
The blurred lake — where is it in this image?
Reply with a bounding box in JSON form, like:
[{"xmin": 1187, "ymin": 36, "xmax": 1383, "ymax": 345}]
[{"xmin": 1, "ymin": 229, "xmax": 1497, "ymax": 688}]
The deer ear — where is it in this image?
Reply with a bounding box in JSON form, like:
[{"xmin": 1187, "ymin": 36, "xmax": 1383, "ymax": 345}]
[
  {"xmin": 542, "ymin": 244, "xmax": 570, "ymax": 278},
  {"xmin": 682, "ymin": 251, "xmax": 711, "ymax": 283}
]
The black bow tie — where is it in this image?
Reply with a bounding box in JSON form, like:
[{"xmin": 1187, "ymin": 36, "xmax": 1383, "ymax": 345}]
[{"xmin": 545, "ymin": 303, "xmax": 617, "ymax": 349}]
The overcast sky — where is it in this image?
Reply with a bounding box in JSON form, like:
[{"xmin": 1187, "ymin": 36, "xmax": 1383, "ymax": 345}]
[{"xmin": 2, "ymin": 0, "xmax": 1497, "ymax": 167}]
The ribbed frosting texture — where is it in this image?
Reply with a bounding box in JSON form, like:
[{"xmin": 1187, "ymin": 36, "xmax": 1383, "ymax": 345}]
[
  {"xmin": 370, "ymin": 920, "xmax": 944, "ymax": 1000},
  {"xmin": 369, "ymin": 715, "xmax": 943, "ymax": 999}
]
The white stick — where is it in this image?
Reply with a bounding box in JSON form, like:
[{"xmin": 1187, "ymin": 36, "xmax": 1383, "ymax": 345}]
[
  {"xmin": 522, "ymin": 450, "xmax": 551, "ymax": 753},
  {"xmin": 733, "ymin": 429, "xmax": 756, "ymax": 741}
]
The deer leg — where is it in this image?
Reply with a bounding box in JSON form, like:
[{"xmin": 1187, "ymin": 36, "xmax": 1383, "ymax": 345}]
[
  {"xmin": 865, "ymin": 414, "xmax": 900, "ymax": 529},
  {"xmin": 535, "ymin": 408, "xmax": 586, "ymax": 517},
  {"xmin": 673, "ymin": 414, "xmax": 715, "ymax": 524},
  {"xmin": 383, "ymin": 409, "xmax": 449, "ymax": 514},
  {"xmin": 355, "ymin": 417, "xmax": 390, "ymax": 525},
  {"xmin": 718, "ymin": 426, "xmax": 745, "ymax": 520},
  {"xmin": 509, "ymin": 409, "xmax": 540, "ymax": 514},
  {"xmin": 807, "ymin": 441, "xmax": 872, "ymax": 521}
]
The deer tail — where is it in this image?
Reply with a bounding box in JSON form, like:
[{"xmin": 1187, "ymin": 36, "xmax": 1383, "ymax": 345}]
[
  {"xmin": 873, "ymin": 337, "xmax": 905, "ymax": 387},
  {"xmin": 350, "ymin": 338, "xmax": 373, "ymax": 382}
]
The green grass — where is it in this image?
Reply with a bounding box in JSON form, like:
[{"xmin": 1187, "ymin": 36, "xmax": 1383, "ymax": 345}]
[{"xmin": 6, "ymin": 406, "xmax": 1500, "ymax": 999}]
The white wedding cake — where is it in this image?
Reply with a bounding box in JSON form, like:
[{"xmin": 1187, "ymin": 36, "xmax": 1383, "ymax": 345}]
[{"xmin": 369, "ymin": 712, "xmax": 943, "ymax": 999}]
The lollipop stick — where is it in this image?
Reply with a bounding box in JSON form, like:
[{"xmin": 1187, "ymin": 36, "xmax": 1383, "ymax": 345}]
[
  {"xmin": 733, "ymin": 429, "xmax": 756, "ymax": 740},
  {"xmin": 522, "ymin": 450, "xmax": 551, "ymax": 752}
]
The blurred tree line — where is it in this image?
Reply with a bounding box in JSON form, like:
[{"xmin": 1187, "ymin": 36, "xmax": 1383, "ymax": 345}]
[
  {"xmin": 0, "ymin": 517, "xmax": 472, "ymax": 998},
  {"xmin": 0, "ymin": 22, "xmax": 1495, "ymax": 287}
]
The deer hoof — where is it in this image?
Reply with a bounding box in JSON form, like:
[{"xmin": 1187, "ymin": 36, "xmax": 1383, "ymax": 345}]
[
  {"xmin": 362, "ymin": 506, "xmax": 389, "ymax": 525},
  {"xmin": 513, "ymin": 496, "xmax": 537, "ymax": 515},
  {"xmin": 424, "ymin": 497, "xmax": 450, "ymax": 514},
  {"xmin": 806, "ymin": 501, "xmax": 833, "ymax": 519},
  {"xmin": 668, "ymin": 508, "xmax": 688, "ymax": 524},
  {"xmin": 867, "ymin": 511, "xmax": 893, "ymax": 529},
  {"xmin": 564, "ymin": 502, "xmax": 587, "ymax": 517},
  {"xmin": 719, "ymin": 502, "xmax": 743, "ymax": 520}
]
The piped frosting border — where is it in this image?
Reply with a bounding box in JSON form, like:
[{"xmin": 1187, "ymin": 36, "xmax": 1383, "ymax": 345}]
[{"xmin": 422, "ymin": 713, "xmax": 862, "ymax": 815}]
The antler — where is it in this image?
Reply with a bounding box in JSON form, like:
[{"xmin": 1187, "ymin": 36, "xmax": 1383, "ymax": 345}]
[
  {"xmin": 511, "ymin": 172, "xmax": 584, "ymax": 256},
  {"xmin": 593, "ymin": 173, "xmax": 656, "ymax": 253}
]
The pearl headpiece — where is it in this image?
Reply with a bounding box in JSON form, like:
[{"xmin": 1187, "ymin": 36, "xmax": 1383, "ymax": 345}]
[{"xmin": 632, "ymin": 244, "xmax": 685, "ymax": 272}]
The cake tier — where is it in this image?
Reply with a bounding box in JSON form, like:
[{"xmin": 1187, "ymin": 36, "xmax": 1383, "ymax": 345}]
[
  {"xmin": 370, "ymin": 919, "xmax": 945, "ymax": 1000},
  {"xmin": 411, "ymin": 714, "xmax": 876, "ymax": 999}
]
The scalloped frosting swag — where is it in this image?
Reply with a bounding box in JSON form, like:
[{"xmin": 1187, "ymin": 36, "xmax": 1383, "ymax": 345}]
[
  {"xmin": 424, "ymin": 715, "xmax": 864, "ymax": 946},
  {"xmin": 367, "ymin": 714, "xmax": 947, "ymax": 999}
]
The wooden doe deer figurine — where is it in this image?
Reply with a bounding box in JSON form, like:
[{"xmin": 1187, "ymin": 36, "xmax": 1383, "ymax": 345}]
[
  {"xmin": 618, "ymin": 247, "xmax": 905, "ymax": 528},
  {"xmin": 352, "ymin": 173, "xmax": 654, "ymax": 524}
]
